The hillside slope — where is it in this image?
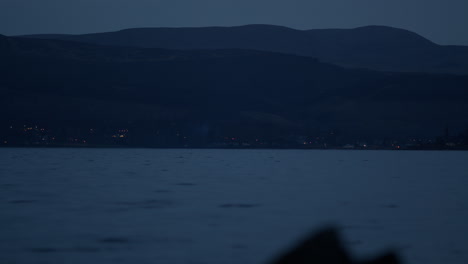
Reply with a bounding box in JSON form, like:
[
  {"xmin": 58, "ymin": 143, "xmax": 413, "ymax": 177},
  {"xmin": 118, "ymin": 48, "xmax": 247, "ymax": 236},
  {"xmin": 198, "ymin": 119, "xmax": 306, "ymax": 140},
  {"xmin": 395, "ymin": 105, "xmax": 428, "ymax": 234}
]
[
  {"xmin": 1, "ymin": 36, "xmax": 467, "ymax": 145},
  {"xmin": 20, "ymin": 24, "xmax": 468, "ymax": 74}
]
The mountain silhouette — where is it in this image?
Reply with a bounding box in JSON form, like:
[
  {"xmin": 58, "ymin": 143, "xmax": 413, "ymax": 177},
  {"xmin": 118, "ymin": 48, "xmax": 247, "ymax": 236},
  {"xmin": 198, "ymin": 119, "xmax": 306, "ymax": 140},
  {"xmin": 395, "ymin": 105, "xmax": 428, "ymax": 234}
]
[
  {"xmin": 1, "ymin": 35, "xmax": 468, "ymax": 145},
  {"xmin": 20, "ymin": 24, "xmax": 468, "ymax": 75}
]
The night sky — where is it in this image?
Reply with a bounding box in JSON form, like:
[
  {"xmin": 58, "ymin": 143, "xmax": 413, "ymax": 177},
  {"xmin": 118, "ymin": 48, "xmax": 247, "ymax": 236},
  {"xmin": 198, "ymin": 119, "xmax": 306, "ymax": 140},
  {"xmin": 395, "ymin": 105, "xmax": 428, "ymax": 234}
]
[{"xmin": 1, "ymin": 0, "xmax": 467, "ymax": 45}]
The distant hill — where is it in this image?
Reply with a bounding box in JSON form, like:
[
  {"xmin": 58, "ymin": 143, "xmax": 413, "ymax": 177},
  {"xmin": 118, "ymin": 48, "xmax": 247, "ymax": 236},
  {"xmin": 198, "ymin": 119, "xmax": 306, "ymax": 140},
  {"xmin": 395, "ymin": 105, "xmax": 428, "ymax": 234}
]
[
  {"xmin": 20, "ymin": 24, "xmax": 468, "ymax": 75},
  {"xmin": 1, "ymin": 35, "xmax": 467, "ymax": 146}
]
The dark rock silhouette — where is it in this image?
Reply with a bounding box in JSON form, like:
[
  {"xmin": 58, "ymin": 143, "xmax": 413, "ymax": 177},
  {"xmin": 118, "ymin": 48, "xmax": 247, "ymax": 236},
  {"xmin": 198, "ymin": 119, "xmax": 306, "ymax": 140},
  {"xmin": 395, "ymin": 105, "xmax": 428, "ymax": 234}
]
[{"xmin": 271, "ymin": 227, "xmax": 400, "ymax": 264}]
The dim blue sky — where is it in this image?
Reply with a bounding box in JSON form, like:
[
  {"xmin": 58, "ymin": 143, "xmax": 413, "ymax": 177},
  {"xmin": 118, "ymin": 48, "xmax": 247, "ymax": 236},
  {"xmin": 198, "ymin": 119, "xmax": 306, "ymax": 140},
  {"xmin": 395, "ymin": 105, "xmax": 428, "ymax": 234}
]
[{"xmin": 1, "ymin": 0, "xmax": 467, "ymax": 45}]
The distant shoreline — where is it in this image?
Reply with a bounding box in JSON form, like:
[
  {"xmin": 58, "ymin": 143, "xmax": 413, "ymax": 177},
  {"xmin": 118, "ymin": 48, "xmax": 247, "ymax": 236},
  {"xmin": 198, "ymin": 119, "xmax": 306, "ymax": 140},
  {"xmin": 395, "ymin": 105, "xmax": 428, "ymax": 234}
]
[{"xmin": 1, "ymin": 145, "xmax": 467, "ymax": 151}]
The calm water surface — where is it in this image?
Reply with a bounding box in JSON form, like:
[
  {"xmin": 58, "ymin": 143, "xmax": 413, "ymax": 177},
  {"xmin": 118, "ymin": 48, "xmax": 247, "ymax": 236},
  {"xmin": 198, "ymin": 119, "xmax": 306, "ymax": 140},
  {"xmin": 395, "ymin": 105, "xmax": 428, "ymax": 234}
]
[{"xmin": 1, "ymin": 148, "xmax": 468, "ymax": 264}]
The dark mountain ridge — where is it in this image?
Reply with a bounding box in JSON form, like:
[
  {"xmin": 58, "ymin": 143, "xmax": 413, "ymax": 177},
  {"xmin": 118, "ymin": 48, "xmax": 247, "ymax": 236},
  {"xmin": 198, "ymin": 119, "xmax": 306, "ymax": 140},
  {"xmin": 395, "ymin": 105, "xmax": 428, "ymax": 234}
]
[
  {"xmin": 19, "ymin": 24, "xmax": 468, "ymax": 75},
  {"xmin": 1, "ymin": 35, "xmax": 467, "ymax": 147}
]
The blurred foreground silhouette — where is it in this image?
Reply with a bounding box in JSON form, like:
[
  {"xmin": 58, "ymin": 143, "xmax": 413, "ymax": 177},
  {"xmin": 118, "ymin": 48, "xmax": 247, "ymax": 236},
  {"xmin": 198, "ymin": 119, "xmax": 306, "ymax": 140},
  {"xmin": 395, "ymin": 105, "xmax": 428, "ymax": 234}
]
[{"xmin": 271, "ymin": 227, "xmax": 400, "ymax": 264}]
